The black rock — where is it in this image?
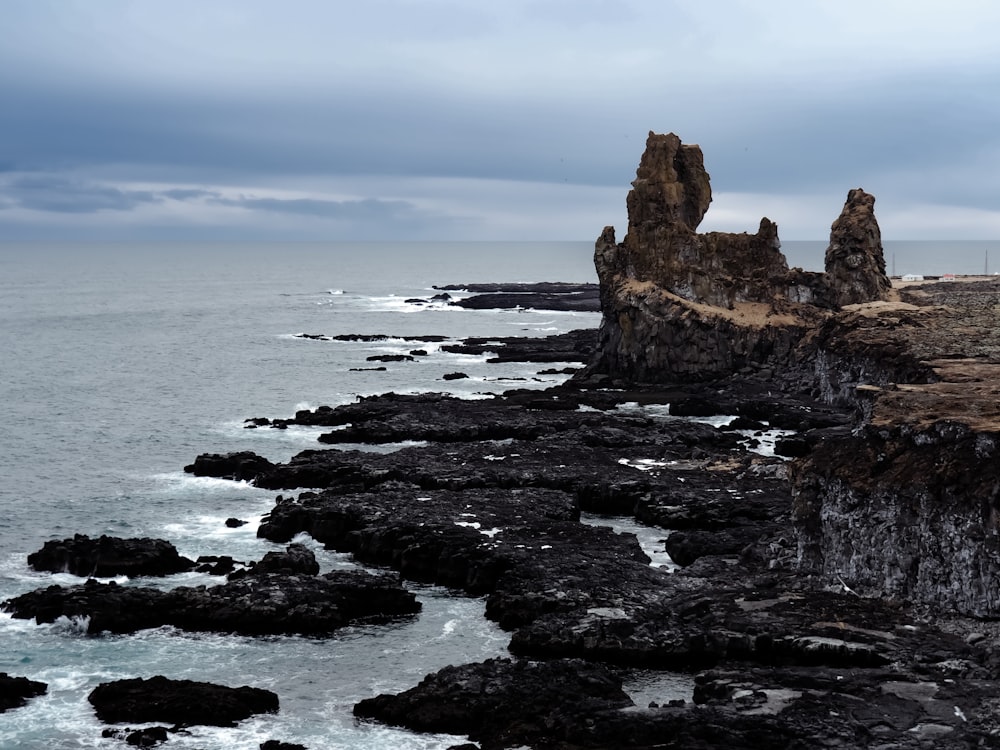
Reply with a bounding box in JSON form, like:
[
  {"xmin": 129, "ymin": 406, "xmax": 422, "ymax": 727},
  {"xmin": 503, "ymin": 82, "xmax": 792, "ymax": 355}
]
[
  {"xmin": 228, "ymin": 543, "xmax": 319, "ymax": 579},
  {"xmin": 0, "ymin": 673, "xmax": 47, "ymax": 713},
  {"xmin": 88, "ymin": 676, "xmax": 278, "ymax": 727},
  {"xmin": 4, "ymin": 567, "xmax": 420, "ymax": 636},
  {"xmin": 354, "ymin": 658, "xmax": 631, "ymax": 745},
  {"xmin": 184, "ymin": 451, "xmax": 275, "ymax": 481},
  {"xmin": 27, "ymin": 534, "xmax": 195, "ymax": 577}
]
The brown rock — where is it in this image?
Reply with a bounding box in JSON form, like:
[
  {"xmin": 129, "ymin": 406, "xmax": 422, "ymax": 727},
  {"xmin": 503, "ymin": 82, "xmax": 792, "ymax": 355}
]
[
  {"xmin": 824, "ymin": 188, "xmax": 891, "ymax": 307},
  {"xmin": 585, "ymin": 132, "xmax": 901, "ymax": 385}
]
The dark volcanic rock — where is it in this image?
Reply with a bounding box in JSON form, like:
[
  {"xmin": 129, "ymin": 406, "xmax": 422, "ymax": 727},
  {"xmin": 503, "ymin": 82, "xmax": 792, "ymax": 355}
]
[
  {"xmin": 428, "ymin": 283, "xmax": 601, "ymax": 313},
  {"xmin": 183, "ymin": 450, "xmax": 274, "ymax": 481},
  {"xmin": 227, "ymin": 542, "xmax": 319, "ymax": 579},
  {"xmin": 354, "ymin": 657, "xmax": 633, "ymax": 745},
  {"xmin": 441, "ymin": 328, "xmax": 595, "ymax": 364},
  {"xmin": 88, "ymin": 676, "xmax": 278, "ymax": 726},
  {"xmin": 435, "ymin": 282, "xmax": 597, "ymax": 294},
  {"xmin": 3, "ymin": 563, "xmax": 419, "ymax": 636},
  {"xmin": 27, "ymin": 534, "xmax": 195, "ymax": 577},
  {"xmin": 451, "ymin": 290, "xmax": 600, "ymax": 312},
  {"xmin": 0, "ymin": 673, "xmax": 47, "ymax": 712}
]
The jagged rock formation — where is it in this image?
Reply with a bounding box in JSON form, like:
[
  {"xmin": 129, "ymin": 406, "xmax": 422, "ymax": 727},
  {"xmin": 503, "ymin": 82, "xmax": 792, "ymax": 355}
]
[
  {"xmin": 595, "ymin": 133, "xmax": 793, "ymax": 312},
  {"xmin": 584, "ymin": 131, "xmax": 1000, "ymax": 621},
  {"xmin": 586, "ymin": 131, "xmax": 891, "ymax": 384},
  {"xmin": 824, "ymin": 188, "xmax": 892, "ymax": 306}
]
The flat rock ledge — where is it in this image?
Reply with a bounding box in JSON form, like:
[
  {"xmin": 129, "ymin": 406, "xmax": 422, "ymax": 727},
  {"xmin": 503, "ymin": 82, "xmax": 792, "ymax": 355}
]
[
  {"xmin": 354, "ymin": 657, "xmax": 632, "ymax": 746},
  {"xmin": 88, "ymin": 675, "xmax": 278, "ymax": 727},
  {"xmin": 3, "ymin": 553, "xmax": 419, "ymax": 636}
]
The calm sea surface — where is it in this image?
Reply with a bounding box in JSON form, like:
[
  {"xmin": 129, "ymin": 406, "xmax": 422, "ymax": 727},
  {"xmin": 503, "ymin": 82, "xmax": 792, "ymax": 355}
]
[{"xmin": 0, "ymin": 239, "xmax": 991, "ymax": 748}]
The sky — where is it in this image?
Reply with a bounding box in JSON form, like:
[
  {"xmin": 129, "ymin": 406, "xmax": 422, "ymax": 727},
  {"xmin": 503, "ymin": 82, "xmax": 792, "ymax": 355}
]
[{"xmin": 2, "ymin": 0, "xmax": 1000, "ymax": 242}]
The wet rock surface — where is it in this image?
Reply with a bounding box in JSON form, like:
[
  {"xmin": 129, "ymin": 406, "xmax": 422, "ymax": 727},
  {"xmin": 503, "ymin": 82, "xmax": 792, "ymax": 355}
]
[
  {"xmin": 88, "ymin": 675, "xmax": 278, "ymax": 727},
  {"xmin": 354, "ymin": 657, "xmax": 633, "ymax": 746},
  {"xmin": 183, "ymin": 450, "xmax": 275, "ymax": 481},
  {"xmin": 173, "ymin": 348, "xmax": 1000, "ymax": 746},
  {"xmin": 0, "ymin": 672, "xmax": 47, "ymax": 713},
  {"xmin": 4, "ymin": 547, "xmax": 419, "ymax": 636},
  {"xmin": 433, "ymin": 282, "xmax": 601, "ymax": 312},
  {"xmin": 27, "ymin": 534, "xmax": 196, "ymax": 577}
]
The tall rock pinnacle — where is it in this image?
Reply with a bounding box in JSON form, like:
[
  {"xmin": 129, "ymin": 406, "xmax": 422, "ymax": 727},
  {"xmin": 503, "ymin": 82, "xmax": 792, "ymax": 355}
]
[
  {"xmin": 584, "ymin": 131, "xmax": 894, "ymax": 384},
  {"xmin": 824, "ymin": 189, "xmax": 892, "ymax": 307}
]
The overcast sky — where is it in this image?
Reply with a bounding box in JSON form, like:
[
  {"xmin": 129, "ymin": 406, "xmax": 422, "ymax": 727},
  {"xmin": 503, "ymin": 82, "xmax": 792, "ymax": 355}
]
[{"xmin": 2, "ymin": 0, "xmax": 999, "ymax": 242}]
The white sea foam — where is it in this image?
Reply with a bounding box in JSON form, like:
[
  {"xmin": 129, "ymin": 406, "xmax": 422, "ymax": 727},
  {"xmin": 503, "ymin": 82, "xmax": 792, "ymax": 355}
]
[{"xmin": 150, "ymin": 471, "xmax": 264, "ymax": 494}]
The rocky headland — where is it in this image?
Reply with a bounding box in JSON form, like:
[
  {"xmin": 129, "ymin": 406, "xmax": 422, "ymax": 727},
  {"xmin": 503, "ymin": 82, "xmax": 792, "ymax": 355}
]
[{"xmin": 6, "ymin": 132, "xmax": 1000, "ymax": 748}]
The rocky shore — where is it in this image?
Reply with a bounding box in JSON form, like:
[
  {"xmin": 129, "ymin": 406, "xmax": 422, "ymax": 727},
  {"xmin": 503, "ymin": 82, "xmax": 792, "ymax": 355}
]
[{"xmin": 5, "ymin": 132, "xmax": 1000, "ymax": 748}]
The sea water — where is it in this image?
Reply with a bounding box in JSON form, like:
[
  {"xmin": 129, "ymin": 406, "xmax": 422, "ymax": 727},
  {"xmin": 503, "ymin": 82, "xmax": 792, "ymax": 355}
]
[
  {"xmin": 0, "ymin": 241, "xmax": 612, "ymax": 749},
  {"xmin": 0, "ymin": 239, "xmax": 985, "ymax": 748}
]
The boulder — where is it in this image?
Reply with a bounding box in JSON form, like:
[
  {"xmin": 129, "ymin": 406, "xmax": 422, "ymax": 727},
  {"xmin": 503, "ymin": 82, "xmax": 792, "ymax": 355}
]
[
  {"xmin": 183, "ymin": 451, "xmax": 274, "ymax": 481},
  {"xmin": 27, "ymin": 534, "xmax": 195, "ymax": 577},
  {"xmin": 88, "ymin": 676, "xmax": 278, "ymax": 726},
  {"xmin": 227, "ymin": 543, "xmax": 319, "ymax": 579},
  {"xmin": 0, "ymin": 673, "xmax": 47, "ymax": 713}
]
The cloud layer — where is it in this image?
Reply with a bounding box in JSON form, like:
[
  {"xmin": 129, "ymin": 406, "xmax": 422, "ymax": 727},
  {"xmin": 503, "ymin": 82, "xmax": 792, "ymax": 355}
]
[{"xmin": 2, "ymin": 0, "xmax": 1000, "ymax": 240}]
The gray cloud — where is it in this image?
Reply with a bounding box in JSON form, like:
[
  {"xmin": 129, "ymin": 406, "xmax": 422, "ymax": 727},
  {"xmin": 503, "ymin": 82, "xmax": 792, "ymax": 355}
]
[
  {"xmin": 1, "ymin": 1, "xmax": 999, "ymax": 239},
  {"xmin": 208, "ymin": 195, "xmax": 423, "ymax": 221},
  {"xmin": 4, "ymin": 175, "xmax": 160, "ymax": 213}
]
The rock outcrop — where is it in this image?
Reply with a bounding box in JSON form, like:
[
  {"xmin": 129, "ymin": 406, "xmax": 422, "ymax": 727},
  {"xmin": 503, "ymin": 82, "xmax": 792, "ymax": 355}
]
[
  {"xmin": 27, "ymin": 534, "xmax": 195, "ymax": 577},
  {"xmin": 824, "ymin": 188, "xmax": 892, "ymax": 307},
  {"xmin": 354, "ymin": 658, "xmax": 633, "ymax": 746},
  {"xmin": 0, "ymin": 673, "xmax": 47, "ymax": 713},
  {"xmin": 585, "ymin": 131, "xmax": 891, "ymax": 385},
  {"xmin": 792, "ymin": 281, "xmax": 1000, "ymax": 615},
  {"xmin": 88, "ymin": 676, "xmax": 278, "ymax": 727},
  {"xmin": 4, "ymin": 552, "xmax": 420, "ymax": 635}
]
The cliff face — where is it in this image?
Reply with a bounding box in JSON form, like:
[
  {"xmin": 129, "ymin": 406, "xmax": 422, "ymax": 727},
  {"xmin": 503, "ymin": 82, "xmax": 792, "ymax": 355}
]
[
  {"xmin": 793, "ymin": 410, "xmax": 1000, "ymax": 616},
  {"xmin": 587, "ymin": 132, "xmax": 892, "ymax": 384},
  {"xmin": 792, "ymin": 282, "xmax": 1000, "ymax": 616}
]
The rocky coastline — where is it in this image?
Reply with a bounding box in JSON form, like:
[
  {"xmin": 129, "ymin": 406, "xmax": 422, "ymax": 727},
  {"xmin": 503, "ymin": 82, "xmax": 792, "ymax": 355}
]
[{"xmin": 5, "ymin": 132, "xmax": 1000, "ymax": 748}]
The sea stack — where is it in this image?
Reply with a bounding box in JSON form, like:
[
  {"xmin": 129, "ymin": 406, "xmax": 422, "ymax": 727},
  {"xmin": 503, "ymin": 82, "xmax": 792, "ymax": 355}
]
[{"xmin": 824, "ymin": 188, "xmax": 892, "ymax": 307}]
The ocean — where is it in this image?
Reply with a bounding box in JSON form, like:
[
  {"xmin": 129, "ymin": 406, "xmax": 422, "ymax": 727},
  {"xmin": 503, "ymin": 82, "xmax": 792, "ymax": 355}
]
[{"xmin": 0, "ymin": 239, "xmax": 992, "ymax": 748}]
